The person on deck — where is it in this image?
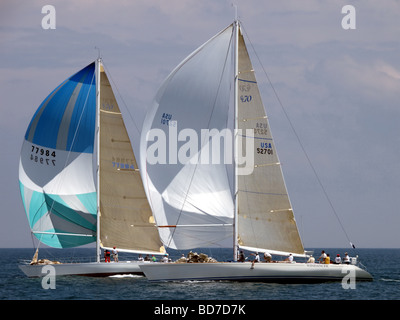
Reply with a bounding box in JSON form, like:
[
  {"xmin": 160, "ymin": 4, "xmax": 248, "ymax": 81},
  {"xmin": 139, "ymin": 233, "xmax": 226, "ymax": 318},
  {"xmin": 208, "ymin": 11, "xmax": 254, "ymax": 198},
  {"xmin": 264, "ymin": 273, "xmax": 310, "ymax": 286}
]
[
  {"xmin": 112, "ymin": 246, "xmax": 118, "ymax": 262},
  {"xmin": 251, "ymin": 252, "xmax": 260, "ymax": 268},
  {"xmin": 238, "ymin": 251, "xmax": 246, "ymax": 262},
  {"xmin": 263, "ymin": 251, "xmax": 272, "ymax": 263},
  {"xmin": 253, "ymin": 252, "xmax": 260, "ymax": 263},
  {"xmin": 343, "ymin": 252, "xmax": 350, "ymax": 264},
  {"xmin": 284, "ymin": 253, "xmax": 293, "ymax": 262},
  {"xmin": 325, "ymin": 253, "xmax": 331, "ymax": 264},
  {"xmin": 104, "ymin": 249, "xmax": 111, "ymax": 263},
  {"xmin": 318, "ymin": 250, "xmax": 327, "ymax": 264}
]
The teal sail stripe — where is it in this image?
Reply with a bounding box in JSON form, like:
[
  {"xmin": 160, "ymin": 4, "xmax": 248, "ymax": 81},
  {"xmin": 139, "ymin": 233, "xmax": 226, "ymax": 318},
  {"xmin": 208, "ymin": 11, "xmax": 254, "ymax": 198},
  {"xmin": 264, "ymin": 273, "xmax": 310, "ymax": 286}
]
[
  {"xmin": 43, "ymin": 194, "xmax": 97, "ymax": 232},
  {"xmin": 19, "ymin": 183, "xmax": 48, "ymax": 228},
  {"xmin": 76, "ymin": 193, "xmax": 97, "ymax": 221},
  {"xmin": 19, "ymin": 182, "xmax": 97, "ymax": 248}
]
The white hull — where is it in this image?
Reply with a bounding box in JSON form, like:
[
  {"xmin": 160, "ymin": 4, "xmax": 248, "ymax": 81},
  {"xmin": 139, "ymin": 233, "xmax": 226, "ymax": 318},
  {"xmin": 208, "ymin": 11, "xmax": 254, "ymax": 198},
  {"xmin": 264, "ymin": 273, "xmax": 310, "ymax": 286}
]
[
  {"xmin": 140, "ymin": 262, "xmax": 373, "ymax": 283},
  {"xmin": 19, "ymin": 261, "xmax": 150, "ymax": 278}
]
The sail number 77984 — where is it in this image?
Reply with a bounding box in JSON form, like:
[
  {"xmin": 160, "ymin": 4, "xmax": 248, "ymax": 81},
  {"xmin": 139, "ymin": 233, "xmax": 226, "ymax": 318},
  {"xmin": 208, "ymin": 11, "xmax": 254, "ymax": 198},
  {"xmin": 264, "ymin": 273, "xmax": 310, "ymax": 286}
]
[{"xmin": 30, "ymin": 144, "xmax": 56, "ymax": 166}]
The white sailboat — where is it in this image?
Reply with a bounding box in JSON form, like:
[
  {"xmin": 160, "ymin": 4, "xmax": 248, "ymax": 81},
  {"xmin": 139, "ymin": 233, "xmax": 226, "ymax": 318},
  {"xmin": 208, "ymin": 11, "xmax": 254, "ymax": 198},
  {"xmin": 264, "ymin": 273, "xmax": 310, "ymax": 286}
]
[
  {"xmin": 19, "ymin": 59, "xmax": 165, "ymax": 277},
  {"xmin": 139, "ymin": 20, "xmax": 373, "ymax": 282}
]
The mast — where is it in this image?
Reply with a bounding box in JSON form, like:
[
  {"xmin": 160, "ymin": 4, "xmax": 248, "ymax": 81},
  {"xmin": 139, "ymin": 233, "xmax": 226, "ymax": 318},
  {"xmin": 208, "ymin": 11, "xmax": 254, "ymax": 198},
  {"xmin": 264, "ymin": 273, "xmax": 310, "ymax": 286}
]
[
  {"xmin": 233, "ymin": 18, "xmax": 239, "ymax": 261},
  {"xmin": 95, "ymin": 57, "xmax": 101, "ymax": 263}
]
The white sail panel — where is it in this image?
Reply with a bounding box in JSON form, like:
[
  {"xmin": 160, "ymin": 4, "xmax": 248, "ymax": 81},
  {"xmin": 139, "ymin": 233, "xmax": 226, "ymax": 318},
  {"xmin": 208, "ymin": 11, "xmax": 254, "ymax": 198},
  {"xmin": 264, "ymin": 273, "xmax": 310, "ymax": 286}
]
[
  {"xmin": 236, "ymin": 28, "xmax": 305, "ymax": 255},
  {"xmin": 141, "ymin": 25, "xmax": 235, "ymax": 249},
  {"xmin": 98, "ymin": 65, "xmax": 164, "ymax": 254}
]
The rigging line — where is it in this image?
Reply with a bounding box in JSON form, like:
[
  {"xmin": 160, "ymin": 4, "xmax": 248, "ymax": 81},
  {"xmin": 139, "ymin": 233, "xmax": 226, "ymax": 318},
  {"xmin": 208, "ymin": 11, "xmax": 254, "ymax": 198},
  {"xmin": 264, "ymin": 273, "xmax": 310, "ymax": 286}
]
[
  {"xmin": 166, "ymin": 27, "xmax": 235, "ymax": 249},
  {"xmin": 240, "ymin": 21, "xmax": 355, "ymax": 250},
  {"xmin": 30, "ymin": 228, "xmax": 42, "ymax": 258},
  {"xmin": 223, "ymin": 29, "xmax": 235, "ymax": 204},
  {"xmin": 43, "ymin": 68, "xmax": 96, "ymax": 232},
  {"xmin": 30, "ymin": 198, "xmax": 56, "ymax": 251},
  {"xmin": 63, "ymin": 68, "xmax": 96, "ymax": 173},
  {"xmin": 101, "ymin": 61, "xmax": 142, "ymax": 137}
]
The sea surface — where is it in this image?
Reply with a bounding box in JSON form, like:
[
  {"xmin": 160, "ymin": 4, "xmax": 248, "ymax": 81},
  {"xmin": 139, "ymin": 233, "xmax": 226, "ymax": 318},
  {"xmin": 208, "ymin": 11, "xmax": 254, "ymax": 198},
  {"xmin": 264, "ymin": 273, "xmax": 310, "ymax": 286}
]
[{"xmin": 1, "ymin": 248, "xmax": 399, "ymax": 301}]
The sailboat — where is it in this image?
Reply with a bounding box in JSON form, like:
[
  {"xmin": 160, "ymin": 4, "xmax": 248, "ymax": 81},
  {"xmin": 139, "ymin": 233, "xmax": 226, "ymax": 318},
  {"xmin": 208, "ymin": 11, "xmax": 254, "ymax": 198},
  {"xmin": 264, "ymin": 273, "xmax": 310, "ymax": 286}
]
[
  {"xmin": 19, "ymin": 59, "xmax": 165, "ymax": 277},
  {"xmin": 138, "ymin": 20, "xmax": 373, "ymax": 282}
]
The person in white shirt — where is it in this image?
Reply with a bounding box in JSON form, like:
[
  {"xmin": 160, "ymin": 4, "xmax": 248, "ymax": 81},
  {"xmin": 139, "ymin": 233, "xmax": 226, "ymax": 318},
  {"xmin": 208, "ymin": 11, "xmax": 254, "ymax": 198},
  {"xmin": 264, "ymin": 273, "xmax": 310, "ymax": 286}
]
[
  {"xmin": 251, "ymin": 252, "xmax": 260, "ymax": 268},
  {"xmin": 335, "ymin": 254, "xmax": 342, "ymax": 264},
  {"xmin": 284, "ymin": 253, "xmax": 293, "ymax": 262},
  {"xmin": 112, "ymin": 246, "xmax": 118, "ymax": 262},
  {"xmin": 343, "ymin": 252, "xmax": 350, "ymax": 264},
  {"xmin": 318, "ymin": 250, "xmax": 327, "ymax": 264}
]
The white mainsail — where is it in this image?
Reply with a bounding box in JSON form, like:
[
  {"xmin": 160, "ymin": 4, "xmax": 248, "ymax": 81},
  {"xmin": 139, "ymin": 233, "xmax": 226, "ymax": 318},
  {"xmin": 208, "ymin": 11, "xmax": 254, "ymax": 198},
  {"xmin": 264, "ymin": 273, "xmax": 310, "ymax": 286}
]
[{"xmin": 141, "ymin": 22, "xmax": 305, "ymax": 257}]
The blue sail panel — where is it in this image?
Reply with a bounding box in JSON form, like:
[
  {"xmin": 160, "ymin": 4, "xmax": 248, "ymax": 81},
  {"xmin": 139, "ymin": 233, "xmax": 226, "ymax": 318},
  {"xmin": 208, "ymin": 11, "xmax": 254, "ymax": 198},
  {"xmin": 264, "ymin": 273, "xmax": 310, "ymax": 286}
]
[{"xmin": 25, "ymin": 62, "xmax": 96, "ymax": 153}]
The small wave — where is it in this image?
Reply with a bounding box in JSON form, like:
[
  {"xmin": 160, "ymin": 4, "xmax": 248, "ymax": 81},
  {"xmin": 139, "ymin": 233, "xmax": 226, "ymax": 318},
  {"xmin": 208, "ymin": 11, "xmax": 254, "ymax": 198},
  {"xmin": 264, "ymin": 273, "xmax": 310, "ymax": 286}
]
[
  {"xmin": 380, "ymin": 278, "xmax": 400, "ymax": 282},
  {"xmin": 182, "ymin": 280, "xmax": 213, "ymax": 283},
  {"xmin": 108, "ymin": 274, "xmax": 143, "ymax": 278}
]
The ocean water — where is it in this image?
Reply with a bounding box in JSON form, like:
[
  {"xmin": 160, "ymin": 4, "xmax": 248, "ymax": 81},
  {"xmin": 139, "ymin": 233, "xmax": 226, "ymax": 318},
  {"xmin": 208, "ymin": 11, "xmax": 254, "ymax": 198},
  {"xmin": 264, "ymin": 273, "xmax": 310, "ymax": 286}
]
[{"xmin": 1, "ymin": 248, "xmax": 399, "ymax": 301}]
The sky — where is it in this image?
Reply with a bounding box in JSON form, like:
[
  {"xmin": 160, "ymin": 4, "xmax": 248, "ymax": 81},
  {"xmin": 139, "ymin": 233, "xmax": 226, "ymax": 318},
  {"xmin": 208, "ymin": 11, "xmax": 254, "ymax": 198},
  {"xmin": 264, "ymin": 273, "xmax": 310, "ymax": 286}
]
[{"xmin": 1, "ymin": 0, "xmax": 399, "ymax": 249}]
